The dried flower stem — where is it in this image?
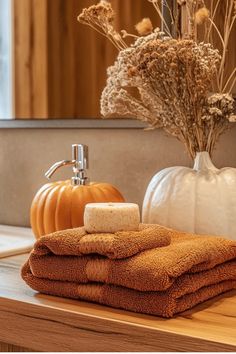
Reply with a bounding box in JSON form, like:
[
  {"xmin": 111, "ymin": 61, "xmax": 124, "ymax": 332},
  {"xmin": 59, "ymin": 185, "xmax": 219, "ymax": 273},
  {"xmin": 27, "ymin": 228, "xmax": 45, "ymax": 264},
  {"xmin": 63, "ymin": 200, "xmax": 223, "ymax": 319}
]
[
  {"xmin": 206, "ymin": 0, "xmax": 236, "ymax": 93},
  {"xmin": 206, "ymin": 0, "xmax": 221, "ymax": 41},
  {"xmin": 148, "ymin": 0, "xmax": 172, "ymax": 36},
  {"xmin": 77, "ymin": 1, "xmax": 128, "ymax": 51},
  {"xmin": 218, "ymin": 0, "xmax": 234, "ymax": 91},
  {"xmin": 228, "ymin": 74, "xmax": 236, "ymax": 94},
  {"xmin": 207, "ymin": 18, "xmax": 224, "ymax": 47},
  {"xmin": 78, "ymin": 0, "xmax": 236, "ymax": 160},
  {"xmin": 223, "ymin": 67, "xmax": 236, "ymax": 92}
]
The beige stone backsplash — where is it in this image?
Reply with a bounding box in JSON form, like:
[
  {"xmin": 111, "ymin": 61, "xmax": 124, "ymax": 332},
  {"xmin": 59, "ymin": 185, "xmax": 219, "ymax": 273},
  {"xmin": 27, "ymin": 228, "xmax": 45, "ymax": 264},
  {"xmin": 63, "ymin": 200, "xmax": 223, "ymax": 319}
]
[{"xmin": 0, "ymin": 127, "xmax": 235, "ymax": 227}]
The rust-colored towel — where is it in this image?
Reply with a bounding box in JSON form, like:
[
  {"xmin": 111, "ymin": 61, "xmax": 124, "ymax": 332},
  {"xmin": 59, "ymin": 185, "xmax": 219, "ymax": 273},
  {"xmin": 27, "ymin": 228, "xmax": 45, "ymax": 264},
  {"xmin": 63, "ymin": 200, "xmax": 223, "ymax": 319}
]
[
  {"xmin": 25, "ymin": 230, "xmax": 236, "ymax": 291},
  {"xmin": 22, "ymin": 226, "xmax": 236, "ymax": 318},
  {"xmin": 22, "ymin": 260, "xmax": 236, "ymax": 318},
  {"xmin": 31, "ymin": 223, "xmax": 171, "ymax": 260}
]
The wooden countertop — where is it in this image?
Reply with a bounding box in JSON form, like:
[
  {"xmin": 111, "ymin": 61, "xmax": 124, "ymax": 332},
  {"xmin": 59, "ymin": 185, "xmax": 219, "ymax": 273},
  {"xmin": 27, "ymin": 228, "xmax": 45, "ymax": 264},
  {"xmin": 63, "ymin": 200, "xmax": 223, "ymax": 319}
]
[{"xmin": 0, "ymin": 253, "xmax": 236, "ymax": 352}]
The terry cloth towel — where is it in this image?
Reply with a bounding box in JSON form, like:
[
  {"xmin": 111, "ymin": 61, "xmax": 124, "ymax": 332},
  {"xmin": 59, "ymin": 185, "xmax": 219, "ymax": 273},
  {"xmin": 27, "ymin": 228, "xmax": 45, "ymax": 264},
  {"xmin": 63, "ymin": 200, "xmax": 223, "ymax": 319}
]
[
  {"xmin": 27, "ymin": 223, "xmax": 172, "ymax": 260},
  {"xmin": 22, "ymin": 225, "xmax": 236, "ymax": 318},
  {"xmin": 22, "ymin": 260, "xmax": 236, "ymax": 317}
]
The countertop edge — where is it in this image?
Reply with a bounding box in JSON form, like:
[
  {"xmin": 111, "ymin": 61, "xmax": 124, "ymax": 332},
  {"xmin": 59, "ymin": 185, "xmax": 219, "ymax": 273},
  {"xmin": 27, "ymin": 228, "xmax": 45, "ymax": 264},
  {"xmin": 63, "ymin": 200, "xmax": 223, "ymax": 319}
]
[{"xmin": 0, "ymin": 293, "xmax": 235, "ymax": 352}]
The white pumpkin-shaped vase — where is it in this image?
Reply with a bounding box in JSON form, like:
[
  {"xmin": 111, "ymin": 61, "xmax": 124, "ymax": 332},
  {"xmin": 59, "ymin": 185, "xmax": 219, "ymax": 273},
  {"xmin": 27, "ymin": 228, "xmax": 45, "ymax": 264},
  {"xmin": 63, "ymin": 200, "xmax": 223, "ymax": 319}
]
[{"xmin": 142, "ymin": 152, "xmax": 236, "ymax": 240}]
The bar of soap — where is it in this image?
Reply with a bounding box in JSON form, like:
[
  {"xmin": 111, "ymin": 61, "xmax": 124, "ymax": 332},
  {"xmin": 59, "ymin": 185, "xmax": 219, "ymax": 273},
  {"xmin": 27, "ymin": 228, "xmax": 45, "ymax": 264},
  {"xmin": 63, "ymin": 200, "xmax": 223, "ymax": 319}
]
[{"xmin": 84, "ymin": 203, "xmax": 140, "ymax": 233}]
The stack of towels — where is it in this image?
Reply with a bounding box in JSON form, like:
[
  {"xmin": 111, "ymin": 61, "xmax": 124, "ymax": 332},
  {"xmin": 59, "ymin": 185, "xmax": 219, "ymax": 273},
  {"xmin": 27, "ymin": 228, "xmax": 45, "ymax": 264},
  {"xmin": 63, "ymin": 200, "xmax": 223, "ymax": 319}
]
[{"xmin": 22, "ymin": 224, "xmax": 236, "ymax": 318}]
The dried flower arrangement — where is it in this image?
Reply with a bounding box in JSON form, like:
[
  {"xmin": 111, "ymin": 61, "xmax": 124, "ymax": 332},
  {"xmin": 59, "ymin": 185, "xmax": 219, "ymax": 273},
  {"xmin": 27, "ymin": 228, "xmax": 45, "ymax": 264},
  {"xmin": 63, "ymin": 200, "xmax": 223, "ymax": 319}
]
[{"xmin": 78, "ymin": 0, "xmax": 236, "ymax": 159}]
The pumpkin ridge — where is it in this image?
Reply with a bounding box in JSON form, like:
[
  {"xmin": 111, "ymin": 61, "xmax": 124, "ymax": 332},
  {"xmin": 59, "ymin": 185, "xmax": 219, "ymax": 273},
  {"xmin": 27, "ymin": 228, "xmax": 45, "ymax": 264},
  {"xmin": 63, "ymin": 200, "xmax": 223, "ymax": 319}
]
[
  {"xmin": 99, "ymin": 184, "xmax": 124, "ymax": 202},
  {"xmin": 44, "ymin": 185, "xmax": 61, "ymax": 234},
  {"xmin": 30, "ymin": 183, "xmax": 52, "ymax": 237},
  {"xmin": 36, "ymin": 184, "xmax": 55, "ymax": 237},
  {"xmin": 95, "ymin": 185, "xmax": 108, "ymax": 201},
  {"xmin": 142, "ymin": 167, "xmax": 176, "ymax": 223},
  {"xmin": 55, "ymin": 184, "xmax": 72, "ymax": 231},
  {"xmin": 71, "ymin": 186, "xmax": 84, "ymax": 228},
  {"xmin": 68, "ymin": 183, "xmax": 73, "ymax": 229}
]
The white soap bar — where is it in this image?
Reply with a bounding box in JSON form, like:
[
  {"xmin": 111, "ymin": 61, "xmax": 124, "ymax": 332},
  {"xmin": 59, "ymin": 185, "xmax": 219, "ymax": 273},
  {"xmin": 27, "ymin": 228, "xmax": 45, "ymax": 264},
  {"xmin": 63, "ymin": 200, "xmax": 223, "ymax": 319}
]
[{"xmin": 84, "ymin": 203, "xmax": 140, "ymax": 233}]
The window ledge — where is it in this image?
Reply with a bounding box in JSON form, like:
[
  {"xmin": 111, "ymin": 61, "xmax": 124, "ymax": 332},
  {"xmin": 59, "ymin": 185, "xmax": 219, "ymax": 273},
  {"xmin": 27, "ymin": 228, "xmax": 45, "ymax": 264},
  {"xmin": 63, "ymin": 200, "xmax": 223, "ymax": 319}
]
[{"xmin": 0, "ymin": 119, "xmax": 147, "ymax": 129}]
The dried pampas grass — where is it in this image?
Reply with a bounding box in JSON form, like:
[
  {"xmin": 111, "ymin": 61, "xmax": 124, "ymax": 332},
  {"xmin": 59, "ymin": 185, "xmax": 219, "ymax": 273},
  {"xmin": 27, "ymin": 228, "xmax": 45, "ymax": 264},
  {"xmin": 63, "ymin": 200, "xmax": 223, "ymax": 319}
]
[{"xmin": 78, "ymin": 0, "xmax": 236, "ymax": 159}]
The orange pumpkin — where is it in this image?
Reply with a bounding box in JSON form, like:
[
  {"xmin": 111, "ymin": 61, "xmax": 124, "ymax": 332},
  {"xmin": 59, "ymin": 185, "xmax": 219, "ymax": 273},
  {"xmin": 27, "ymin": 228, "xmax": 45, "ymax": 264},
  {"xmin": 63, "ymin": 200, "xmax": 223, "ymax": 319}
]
[
  {"xmin": 30, "ymin": 144, "xmax": 125, "ymax": 238},
  {"xmin": 30, "ymin": 181, "xmax": 124, "ymax": 238}
]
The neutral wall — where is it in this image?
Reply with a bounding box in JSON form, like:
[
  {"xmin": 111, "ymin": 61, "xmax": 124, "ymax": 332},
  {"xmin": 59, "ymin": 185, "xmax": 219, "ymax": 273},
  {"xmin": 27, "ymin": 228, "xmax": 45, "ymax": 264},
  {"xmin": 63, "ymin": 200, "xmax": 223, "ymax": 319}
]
[{"xmin": 0, "ymin": 127, "xmax": 236, "ymax": 227}]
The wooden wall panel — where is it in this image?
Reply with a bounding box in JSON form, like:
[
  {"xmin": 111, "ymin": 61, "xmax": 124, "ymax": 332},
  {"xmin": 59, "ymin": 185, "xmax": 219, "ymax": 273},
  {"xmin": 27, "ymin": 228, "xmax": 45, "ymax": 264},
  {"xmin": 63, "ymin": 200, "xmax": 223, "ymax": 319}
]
[
  {"xmin": 47, "ymin": 0, "xmax": 161, "ymax": 119},
  {"xmin": 47, "ymin": 0, "xmax": 105, "ymax": 119},
  {"xmin": 0, "ymin": 341, "xmax": 34, "ymax": 352},
  {"xmin": 13, "ymin": 0, "xmax": 48, "ymax": 119},
  {"xmin": 12, "ymin": 0, "xmax": 236, "ymax": 119},
  {"xmin": 13, "ymin": 0, "xmax": 161, "ymax": 119}
]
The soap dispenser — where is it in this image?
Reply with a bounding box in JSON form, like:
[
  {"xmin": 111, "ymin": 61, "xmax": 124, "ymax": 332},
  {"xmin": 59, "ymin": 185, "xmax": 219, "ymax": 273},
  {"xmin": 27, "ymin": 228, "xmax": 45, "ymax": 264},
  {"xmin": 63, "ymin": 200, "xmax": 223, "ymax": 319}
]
[{"xmin": 30, "ymin": 144, "xmax": 125, "ymax": 239}]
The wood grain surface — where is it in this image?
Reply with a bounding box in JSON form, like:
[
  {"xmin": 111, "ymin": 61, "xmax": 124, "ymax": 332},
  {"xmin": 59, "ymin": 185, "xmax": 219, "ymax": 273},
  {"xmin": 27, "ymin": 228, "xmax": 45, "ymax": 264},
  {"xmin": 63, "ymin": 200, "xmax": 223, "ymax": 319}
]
[
  {"xmin": 0, "ymin": 342, "xmax": 33, "ymax": 352},
  {"xmin": 12, "ymin": 1, "xmax": 236, "ymax": 119},
  {"xmin": 47, "ymin": 0, "xmax": 161, "ymax": 119},
  {"xmin": 13, "ymin": 0, "xmax": 48, "ymax": 119},
  {"xmin": 0, "ymin": 253, "xmax": 236, "ymax": 352},
  {"xmin": 12, "ymin": 0, "xmax": 160, "ymax": 119}
]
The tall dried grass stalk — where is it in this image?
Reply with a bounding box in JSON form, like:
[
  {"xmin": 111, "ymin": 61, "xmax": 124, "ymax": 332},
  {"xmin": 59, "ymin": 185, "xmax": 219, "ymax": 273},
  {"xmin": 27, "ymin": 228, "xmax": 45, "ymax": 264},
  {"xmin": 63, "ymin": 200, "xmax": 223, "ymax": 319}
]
[
  {"xmin": 78, "ymin": 0, "xmax": 236, "ymax": 159},
  {"xmin": 183, "ymin": 0, "xmax": 236, "ymax": 94}
]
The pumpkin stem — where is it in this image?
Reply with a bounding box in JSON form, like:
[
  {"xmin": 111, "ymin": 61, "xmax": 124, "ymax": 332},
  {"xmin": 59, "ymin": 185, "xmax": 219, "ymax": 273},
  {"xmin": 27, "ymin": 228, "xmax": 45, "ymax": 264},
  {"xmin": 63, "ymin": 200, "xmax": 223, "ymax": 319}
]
[{"xmin": 193, "ymin": 151, "xmax": 219, "ymax": 172}]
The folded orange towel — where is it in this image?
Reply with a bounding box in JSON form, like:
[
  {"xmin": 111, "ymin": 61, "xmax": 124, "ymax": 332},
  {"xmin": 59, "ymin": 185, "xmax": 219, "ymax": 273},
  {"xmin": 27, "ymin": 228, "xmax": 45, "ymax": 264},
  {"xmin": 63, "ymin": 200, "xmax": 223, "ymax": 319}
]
[
  {"xmin": 22, "ymin": 260, "xmax": 236, "ymax": 317},
  {"xmin": 22, "ymin": 225, "xmax": 236, "ymax": 317},
  {"xmin": 31, "ymin": 223, "xmax": 171, "ymax": 259},
  {"xmin": 24, "ymin": 228, "xmax": 236, "ymax": 291}
]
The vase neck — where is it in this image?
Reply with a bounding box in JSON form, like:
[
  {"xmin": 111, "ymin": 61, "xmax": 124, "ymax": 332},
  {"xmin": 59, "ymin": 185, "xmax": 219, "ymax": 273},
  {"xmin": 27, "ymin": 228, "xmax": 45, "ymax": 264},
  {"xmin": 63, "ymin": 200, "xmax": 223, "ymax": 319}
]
[{"xmin": 193, "ymin": 152, "xmax": 218, "ymax": 172}]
